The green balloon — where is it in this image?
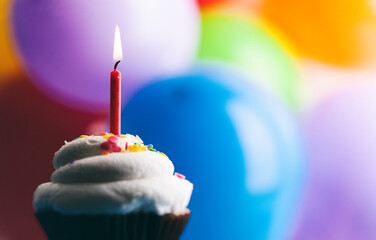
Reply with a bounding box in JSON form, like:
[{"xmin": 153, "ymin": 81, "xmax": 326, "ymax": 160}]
[{"xmin": 198, "ymin": 13, "xmax": 300, "ymax": 108}]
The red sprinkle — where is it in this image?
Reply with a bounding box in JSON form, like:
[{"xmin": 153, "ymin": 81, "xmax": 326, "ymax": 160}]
[
  {"xmin": 174, "ymin": 172, "xmax": 186, "ymax": 179},
  {"xmin": 100, "ymin": 141, "xmax": 111, "ymax": 150},
  {"xmin": 108, "ymin": 136, "xmax": 119, "ymax": 144},
  {"xmin": 111, "ymin": 145, "xmax": 122, "ymax": 152},
  {"xmin": 125, "ymin": 142, "xmax": 128, "ymax": 150}
]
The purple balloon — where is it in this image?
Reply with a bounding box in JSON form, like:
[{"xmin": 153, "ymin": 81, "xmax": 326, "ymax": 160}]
[
  {"xmin": 295, "ymin": 85, "xmax": 376, "ymax": 240},
  {"xmin": 12, "ymin": 0, "xmax": 199, "ymax": 111}
]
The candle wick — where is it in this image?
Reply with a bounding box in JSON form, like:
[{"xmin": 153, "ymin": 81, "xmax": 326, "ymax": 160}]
[{"xmin": 114, "ymin": 60, "xmax": 121, "ymax": 70}]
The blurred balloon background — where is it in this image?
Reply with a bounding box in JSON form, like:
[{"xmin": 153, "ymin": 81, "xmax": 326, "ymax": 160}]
[
  {"xmin": 198, "ymin": 13, "xmax": 300, "ymax": 108},
  {"xmin": 1, "ymin": 0, "xmax": 376, "ymax": 239},
  {"xmin": 12, "ymin": 0, "xmax": 199, "ymax": 111},
  {"xmin": 122, "ymin": 64, "xmax": 305, "ymax": 240},
  {"xmin": 298, "ymin": 83, "xmax": 376, "ymax": 240}
]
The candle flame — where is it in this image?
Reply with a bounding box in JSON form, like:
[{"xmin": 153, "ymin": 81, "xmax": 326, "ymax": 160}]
[{"xmin": 113, "ymin": 25, "xmax": 123, "ymax": 61}]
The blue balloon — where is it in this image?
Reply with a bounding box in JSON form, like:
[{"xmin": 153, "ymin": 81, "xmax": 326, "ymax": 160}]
[{"xmin": 122, "ymin": 63, "xmax": 305, "ymax": 240}]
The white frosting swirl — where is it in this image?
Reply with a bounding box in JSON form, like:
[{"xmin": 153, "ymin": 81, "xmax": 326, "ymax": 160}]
[{"xmin": 33, "ymin": 134, "xmax": 193, "ymax": 215}]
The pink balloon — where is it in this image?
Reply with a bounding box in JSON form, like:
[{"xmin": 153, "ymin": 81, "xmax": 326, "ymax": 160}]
[
  {"xmin": 12, "ymin": 0, "xmax": 199, "ymax": 111},
  {"xmin": 295, "ymin": 84, "xmax": 376, "ymax": 240}
]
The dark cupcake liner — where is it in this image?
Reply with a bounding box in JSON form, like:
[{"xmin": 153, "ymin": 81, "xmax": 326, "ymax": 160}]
[{"xmin": 35, "ymin": 209, "xmax": 190, "ymax": 240}]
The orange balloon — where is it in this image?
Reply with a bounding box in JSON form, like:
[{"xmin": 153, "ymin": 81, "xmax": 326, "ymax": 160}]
[
  {"xmin": 0, "ymin": 0, "xmax": 21, "ymax": 82},
  {"xmin": 260, "ymin": 0, "xmax": 376, "ymax": 66}
]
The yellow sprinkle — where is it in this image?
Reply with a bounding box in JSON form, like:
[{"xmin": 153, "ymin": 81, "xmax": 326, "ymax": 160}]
[
  {"xmin": 120, "ymin": 135, "xmax": 127, "ymax": 138},
  {"xmin": 159, "ymin": 152, "xmax": 167, "ymax": 157},
  {"xmin": 120, "ymin": 150, "xmax": 127, "ymax": 153},
  {"xmin": 102, "ymin": 136, "xmax": 111, "ymax": 139},
  {"xmin": 108, "ymin": 133, "xmax": 114, "ymax": 136},
  {"xmin": 80, "ymin": 135, "xmax": 89, "ymax": 138},
  {"xmin": 128, "ymin": 145, "xmax": 147, "ymax": 152}
]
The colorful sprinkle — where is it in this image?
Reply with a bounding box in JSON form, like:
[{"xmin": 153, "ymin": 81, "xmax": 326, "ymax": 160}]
[
  {"xmin": 72, "ymin": 132, "xmax": 168, "ymax": 157},
  {"xmin": 128, "ymin": 145, "xmax": 136, "ymax": 151},
  {"xmin": 112, "ymin": 146, "xmax": 122, "ymax": 152},
  {"xmin": 174, "ymin": 172, "xmax": 186, "ymax": 179},
  {"xmin": 128, "ymin": 145, "xmax": 147, "ymax": 152},
  {"xmin": 100, "ymin": 136, "xmax": 123, "ymax": 153},
  {"xmin": 108, "ymin": 136, "xmax": 119, "ymax": 144},
  {"xmin": 100, "ymin": 141, "xmax": 111, "ymax": 150},
  {"xmin": 94, "ymin": 132, "xmax": 107, "ymax": 136}
]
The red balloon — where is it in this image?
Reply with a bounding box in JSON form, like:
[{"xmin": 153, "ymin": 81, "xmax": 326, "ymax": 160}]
[
  {"xmin": 0, "ymin": 75, "xmax": 106, "ymax": 239},
  {"xmin": 196, "ymin": 0, "xmax": 227, "ymax": 7},
  {"xmin": 196, "ymin": 0, "xmax": 260, "ymax": 10}
]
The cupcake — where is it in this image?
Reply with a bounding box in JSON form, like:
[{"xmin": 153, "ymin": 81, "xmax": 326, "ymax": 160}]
[{"xmin": 33, "ymin": 132, "xmax": 193, "ymax": 240}]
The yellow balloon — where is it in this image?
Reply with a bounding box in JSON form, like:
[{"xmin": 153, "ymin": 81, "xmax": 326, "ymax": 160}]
[
  {"xmin": 260, "ymin": 0, "xmax": 376, "ymax": 66},
  {"xmin": 0, "ymin": 0, "xmax": 21, "ymax": 82}
]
